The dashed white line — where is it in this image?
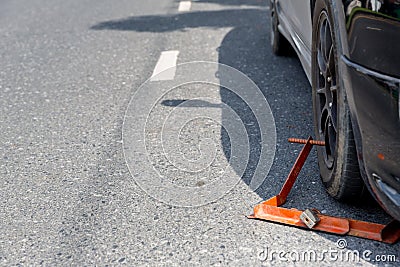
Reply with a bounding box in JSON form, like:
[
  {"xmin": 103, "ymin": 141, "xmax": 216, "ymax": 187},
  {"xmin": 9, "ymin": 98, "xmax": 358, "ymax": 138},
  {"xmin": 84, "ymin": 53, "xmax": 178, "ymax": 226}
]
[
  {"xmin": 150, "ymin": 50, "xmax": 180, "ymax": 81},
  {"xmin": 178, "ymin": 1, "xmax": 192, "ymax": 12}
]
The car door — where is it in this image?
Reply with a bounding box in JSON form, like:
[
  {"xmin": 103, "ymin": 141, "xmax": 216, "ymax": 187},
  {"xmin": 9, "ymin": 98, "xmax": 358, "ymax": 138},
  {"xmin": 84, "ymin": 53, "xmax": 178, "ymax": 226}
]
[
  {"xmin": 276, "ymin": 0, "xmax": 313, "ymax": 80},
  {"xmin": 289, "ymin": 0, "xmax": 312, "ymax": 52}
]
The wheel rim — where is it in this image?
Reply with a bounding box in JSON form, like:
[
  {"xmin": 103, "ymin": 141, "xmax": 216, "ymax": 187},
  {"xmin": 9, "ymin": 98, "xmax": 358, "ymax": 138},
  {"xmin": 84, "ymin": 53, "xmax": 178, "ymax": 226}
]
[{"xmin": 315, "ymin": 11, "xmax": 337, "ymax": 169}]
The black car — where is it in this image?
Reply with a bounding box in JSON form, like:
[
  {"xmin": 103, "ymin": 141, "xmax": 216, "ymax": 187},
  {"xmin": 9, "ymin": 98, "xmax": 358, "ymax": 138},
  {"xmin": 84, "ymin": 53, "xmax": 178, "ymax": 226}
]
[{"xmin": 270, "ymin": 0, "xmax": 400, "ymax": 221}]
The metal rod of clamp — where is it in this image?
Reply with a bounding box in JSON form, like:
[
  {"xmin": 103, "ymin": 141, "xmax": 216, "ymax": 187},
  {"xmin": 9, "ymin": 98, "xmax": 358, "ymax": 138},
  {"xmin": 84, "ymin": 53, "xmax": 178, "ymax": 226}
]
[{"xmin": 248, "ymin": 136, "xmax": 400, "ymax": 244}]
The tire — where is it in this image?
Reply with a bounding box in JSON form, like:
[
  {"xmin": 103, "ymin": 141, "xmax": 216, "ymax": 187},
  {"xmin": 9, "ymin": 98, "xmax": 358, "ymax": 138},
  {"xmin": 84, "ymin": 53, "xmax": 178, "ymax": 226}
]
[
  {"xmin": 270, "ymin": 0, "xmax": 291, "ymax": 56},
  {"xmin": 311, "ymin": 0, "xmax": 365, "ymax": 201}
]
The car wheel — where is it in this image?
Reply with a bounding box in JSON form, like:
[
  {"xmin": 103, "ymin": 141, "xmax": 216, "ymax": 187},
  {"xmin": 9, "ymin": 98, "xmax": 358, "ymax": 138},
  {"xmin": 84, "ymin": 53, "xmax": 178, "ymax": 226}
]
[
  {"xmin": 270, "ymin": 0, "xmax": 290, "ymax": 56},
  {"xmin": 312, "ymin": 0, "xmax": 365, "ymax": 201}
]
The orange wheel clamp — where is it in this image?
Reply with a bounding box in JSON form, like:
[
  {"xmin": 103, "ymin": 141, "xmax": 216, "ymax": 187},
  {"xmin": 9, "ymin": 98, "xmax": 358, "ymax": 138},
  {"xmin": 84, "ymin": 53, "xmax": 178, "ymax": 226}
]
[{"xmin": 248, "ymin": 137, "xmax": 400, "ymax": 244}]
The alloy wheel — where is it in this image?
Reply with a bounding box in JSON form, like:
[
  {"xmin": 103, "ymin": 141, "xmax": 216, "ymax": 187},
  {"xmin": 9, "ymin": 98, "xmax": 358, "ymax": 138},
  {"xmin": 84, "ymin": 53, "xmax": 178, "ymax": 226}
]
[{"xmin": 315, "ymin": 11, "xmax": 338, "ymax": 169}]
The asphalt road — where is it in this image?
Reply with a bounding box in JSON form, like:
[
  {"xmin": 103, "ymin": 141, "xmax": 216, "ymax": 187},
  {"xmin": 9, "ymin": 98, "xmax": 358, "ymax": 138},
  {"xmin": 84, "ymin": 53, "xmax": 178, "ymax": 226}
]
[{"xmin": 0, "ymin": 0, "xmax": 399, "ymax": 266}]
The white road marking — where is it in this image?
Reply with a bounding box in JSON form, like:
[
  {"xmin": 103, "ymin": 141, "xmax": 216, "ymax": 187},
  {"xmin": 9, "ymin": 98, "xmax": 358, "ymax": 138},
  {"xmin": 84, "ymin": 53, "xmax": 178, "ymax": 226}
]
[
  {"xmin": 178, "ymin": 1, "xmax": 192, "ymax": 12},
  {"xmin": 150, "ymin": 50, "xmax": 180, "ymax": 81}
]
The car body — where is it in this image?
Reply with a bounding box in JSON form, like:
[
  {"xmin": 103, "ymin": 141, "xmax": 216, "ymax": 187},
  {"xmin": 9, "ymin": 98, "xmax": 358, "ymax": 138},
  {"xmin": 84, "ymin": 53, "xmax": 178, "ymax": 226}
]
[{"xmin": 272, "ymin": 0, "xmax": 400, "ymax": 221}]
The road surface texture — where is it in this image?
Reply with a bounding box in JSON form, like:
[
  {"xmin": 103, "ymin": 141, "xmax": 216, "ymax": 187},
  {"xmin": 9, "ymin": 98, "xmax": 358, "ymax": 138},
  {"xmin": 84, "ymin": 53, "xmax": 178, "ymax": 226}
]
[{"xmin": 0, "ymin": 0, "xmax": 398, "ymax": 266}]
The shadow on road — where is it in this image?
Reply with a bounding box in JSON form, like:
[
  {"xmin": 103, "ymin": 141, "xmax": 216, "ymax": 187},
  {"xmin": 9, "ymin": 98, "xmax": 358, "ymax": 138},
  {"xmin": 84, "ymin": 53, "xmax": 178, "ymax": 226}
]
[
  {"xmin": 91, "ymin": 8, "xmax": 267, "ymax": 32},
  {"xmin": 91, "ymin": 0, "xmax": 394, "ymax": 240}
]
